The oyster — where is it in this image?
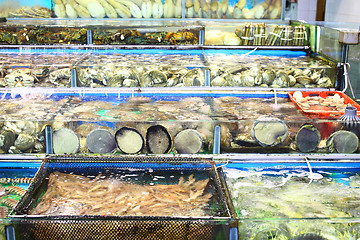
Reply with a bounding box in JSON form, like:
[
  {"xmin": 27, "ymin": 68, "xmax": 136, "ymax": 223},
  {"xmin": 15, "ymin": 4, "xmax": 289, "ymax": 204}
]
[
  {"xmin": 77, "ymin": 67, "xmax": 104, "ymax": 87},
  {"xmin": 230, "ymin": 74, "xmax": 242, "ymax": 86},
  {"xmin": 0, "ymin": 130, "xmax": 15, "ymax": 153},
  {"xmin": 122, "ymin": 79, "xmax": 139, "ymax": 87}
]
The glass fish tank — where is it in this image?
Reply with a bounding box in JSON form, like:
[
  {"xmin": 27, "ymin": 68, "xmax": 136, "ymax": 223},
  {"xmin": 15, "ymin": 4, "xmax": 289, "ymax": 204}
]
[
  {"xmin": 1, "ymin": 90, "xmax": 357, "ymax": 155},
  {"xmin": 204, "ymin": 22, "xmax": 308, "ymax": 46},
  {"xmin": 10, "ymin": 157, "xmax": 233, "ymax": 240},
  {"xmin": 75, "ymin": 50, "xmax": 207, "ymax": 87},
  {"xmin": 0, "ymin": 0, "xmax": 51, "ymax": 18},
  {"xmin": 0, "ymin": 159, "xmax": 39, "ymax": 239},
  {"xmin": 0, "ymin": 50, "xmax": 85, "ymax": 88},
  {"xmin": 211, "ymin": 92, "xmax": 358, "ymax": 154},
  {"xmin": 206, "ymin": 50, "xmax": 337, "ymax": 88},
  {"xmin": 51, "ymin": 0, "xmax": 183, "ymax": 18},
  {"xmin": 223, "ymin": 161, "xmax": 360, "ymax": 240},
  {"xmin": 185, "ymin": 0, "xmax": 283, "ymax": 19},
  {"xmin": 0, "ymin": 20, "xmax": 88, "ymax": 45},
  {"xmin": 88, "ymin": 21, "xmax": 203, "ymax": 45},
  {"xmin": 48, "ymin": 92, "xmax": 215, "ymax": 155}
]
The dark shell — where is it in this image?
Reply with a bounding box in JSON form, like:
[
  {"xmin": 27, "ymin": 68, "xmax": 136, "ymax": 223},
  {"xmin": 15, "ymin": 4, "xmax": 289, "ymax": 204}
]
[
  {"xmin": 86, "ymin": 129, "xmax": 117, "ymax": 154},
  {"xmin": 291, "ymin": 233, "xmax": 328, "ymax": 240},
  {"xmin": 115, "ymin": 127, "xmax": 144, "ymax": 154},
  {"xmin": 146, "ymin": 125, "xmax": 172, "ymax": 154},
  {"xmin": 295, "ymin": 124, "xmax": 321, "ymax": 152}
]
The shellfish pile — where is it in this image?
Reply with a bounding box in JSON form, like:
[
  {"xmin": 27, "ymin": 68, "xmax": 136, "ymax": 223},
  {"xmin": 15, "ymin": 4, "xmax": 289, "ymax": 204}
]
[
  {"xmin": 53, "ymin": 0, "xmax": 183, "ymax": 18},
  {"xmin": 77, "ymin": 53, "xmax": 206, "ymax": 87},
  {"xmin": 185, "ymin": 0, "xmax": 282, "ymax": 19},
  {"xmin": 209, "ymin": 55, "xmax": 334, "ymax": 88},
  {"xmin": 0, "ymin": 53, "xmax": 82, "ymax": 87},
  {"xmin": 77, "ymin": 66, "xmax": 205, "ymax": 87}
]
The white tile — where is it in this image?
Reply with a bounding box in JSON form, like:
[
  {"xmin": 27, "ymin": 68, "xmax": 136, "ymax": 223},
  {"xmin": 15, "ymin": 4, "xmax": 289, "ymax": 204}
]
[
  {"xmin": 297, "ymin": 0, "xmax": 310, "ymax": 11},
  {"xmin": 308, "ymin": 10, "xmax": 317, "ymax": 21},
  {"xmin": 297, "ymin": 10, "xmax": 310, "ymax": 21},
  {"xmin": 308, "ymin": 0, "xmax": 317, "ymax": 11}
]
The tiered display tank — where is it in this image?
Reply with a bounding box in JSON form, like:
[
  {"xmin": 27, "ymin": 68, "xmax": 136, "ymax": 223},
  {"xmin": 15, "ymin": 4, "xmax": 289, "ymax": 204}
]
[{"xmin": 0, "ymin": 0, "xmax": 359, "ymax": 239}]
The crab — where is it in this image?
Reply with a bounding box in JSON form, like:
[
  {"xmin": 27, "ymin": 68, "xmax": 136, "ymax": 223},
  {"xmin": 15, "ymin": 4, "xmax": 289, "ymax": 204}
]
[{"xmin": 164, "ymin": 30, "xmax": 198, "ymax": 45}]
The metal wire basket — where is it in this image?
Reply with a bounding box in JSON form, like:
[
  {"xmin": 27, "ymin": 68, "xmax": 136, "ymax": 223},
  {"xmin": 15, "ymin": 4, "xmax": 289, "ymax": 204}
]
[{"xmin": 10, "ymin": 155, "xmax": 234, "ymax": 240}]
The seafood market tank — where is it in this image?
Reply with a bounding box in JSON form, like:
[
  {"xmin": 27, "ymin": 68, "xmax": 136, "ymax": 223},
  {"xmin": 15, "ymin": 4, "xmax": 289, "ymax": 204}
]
[{"xmin": 0, "ymin": 16, "xmax": 358, "ymax": 240}]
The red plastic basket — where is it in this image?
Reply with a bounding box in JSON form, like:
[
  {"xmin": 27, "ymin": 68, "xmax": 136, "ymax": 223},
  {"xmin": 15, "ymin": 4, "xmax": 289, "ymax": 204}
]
[{"xmin": 288, "ymin": 91, "xmax": 360, "ymax": 119}]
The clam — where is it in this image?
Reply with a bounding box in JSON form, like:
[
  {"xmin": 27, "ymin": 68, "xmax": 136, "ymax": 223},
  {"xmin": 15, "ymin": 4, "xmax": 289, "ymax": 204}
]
[
  {"xmin": 181, "ymin": 69, "xmax": 205, "ymax": 86},
  {"xmin": 316, "ymin": 77, "xmax": 332, "ymax": 88},
  {"xmin": 141, "ymin": 70, "xmax": 167, "ymax": 87},
  {"xmin": 262, "ymin": 70, "xmax": 275, "ymax": 85},
  {"xmin": 254, "ymin": 73, "xmax": 263, "ymax": 85},
  {"xmin": 273, "ymin": 71, "xmax": 290, "ymax": 87},
  {"xmin": 289, "ymin": 75, "xmax": 296, "ymax": 87},
  {"xmin": 230, "ymin": 74, "xmax": 242, "ymax": 86},
  {"xmin": 249, "ymin": 66, "xmax": 261, "ymax": 77},
  {"xmin": 242, "ymin": 72, "xmax": 255, "ymax": 87},
  {"xmin": 14, "ymin": 133, "xmax": 35, "ymax": 152},
  {"xmin": 122, "ymin": 79, "xmax": 139, "ymax": 87},
  {"xmin": 211, "ymin": 76, "xmax": 227, "ymax": 86}
]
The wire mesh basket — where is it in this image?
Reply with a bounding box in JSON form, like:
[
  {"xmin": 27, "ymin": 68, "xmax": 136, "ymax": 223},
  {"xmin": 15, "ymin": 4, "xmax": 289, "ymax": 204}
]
[{"xmin": 10, "ymin": 155, "xmax": 234, "ymax": 240}]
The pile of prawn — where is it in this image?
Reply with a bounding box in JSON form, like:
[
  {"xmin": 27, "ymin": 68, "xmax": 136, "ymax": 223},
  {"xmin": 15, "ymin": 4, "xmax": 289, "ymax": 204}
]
[{"xmin": 30, "ymin": 172, "xmax": 212, "ymax": 217}]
